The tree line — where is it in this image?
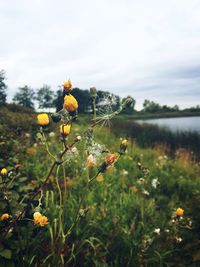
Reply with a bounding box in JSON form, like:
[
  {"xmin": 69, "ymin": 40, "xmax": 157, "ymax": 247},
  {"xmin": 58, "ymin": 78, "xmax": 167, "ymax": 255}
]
[
  {"xmin": 0, "ymin": 70, "xmax": 135, "ymax": 114},
  {"xmin": 0, "ymin": 70, "xmax": 200, "ymax": 114}
]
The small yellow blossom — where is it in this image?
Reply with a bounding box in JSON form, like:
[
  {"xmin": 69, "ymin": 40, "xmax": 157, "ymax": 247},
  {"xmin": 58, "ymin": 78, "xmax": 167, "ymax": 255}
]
[
  {"xmin": 37, "ymin": 113, "xmax": 49, "ymax": 126},
  {"xmin": 33, "ymin": 212, "xmax": 48, "ymax": 227},
  {"xmin": 60, "ymin": 124, "xmax": 71, "ymax": 136},
  {"xmin": 1, "ymin": 213, "xmax": 9, "ymax": 221},
  {"xmin": 176, "ymin": 208, "xmax": 184, "ymax": 217},
  {"xmin": 130, "ymin": 185, "xmax": 138, "ymax": 193},
  {"xmin": 1, "ymin": 168, "xmax": 8, "ymax": 176},
  {"xmin": 63, "ymin": 80, "xmax": 73, "ymax": 91},
  {"xmin": 64, "ymin": 94, "xmax": 78, "ymax": 112},
  {"xmin": 121, "ymin": 139, "xmax": 128, "ymax": 145},
  {"xmin": 96, "ymin": 175, "xmax": 104, "ymax": 182}
]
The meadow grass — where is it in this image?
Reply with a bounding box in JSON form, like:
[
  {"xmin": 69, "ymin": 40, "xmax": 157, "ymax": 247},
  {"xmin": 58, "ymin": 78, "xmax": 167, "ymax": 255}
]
[{"xmin": 0, "ymin": 105, "xmax": 200, "ymax": 266}]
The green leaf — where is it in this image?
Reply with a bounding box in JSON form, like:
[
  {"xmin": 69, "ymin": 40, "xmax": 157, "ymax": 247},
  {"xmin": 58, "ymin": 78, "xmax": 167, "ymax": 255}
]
[{"xmin": 0, "ymin": 249, "xmax": 12, "ymax": 259}]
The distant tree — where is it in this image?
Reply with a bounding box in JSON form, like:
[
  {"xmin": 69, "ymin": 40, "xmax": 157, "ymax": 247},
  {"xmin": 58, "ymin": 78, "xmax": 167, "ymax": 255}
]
[
  {"xmin": 53, "ymin": 87, "xmax": 64, "ymax": 112},
  {"xmin": 162, "ymin": 105, "xmax": 171, "ymax": 112},
  {"xmin": 115, "ymin": 95, "xmax": 121, "ymax": 110},
  {"xmin": 36, "ymin": 85, "xmax": 55, "ymax": 109},
  {"xmin": 13, "ymin": 85, "xmax": 35, "ymax": 109},
  {"xmin": 172, "ymin": 105, "xmax": 179, "ymax": 111},
  {"xmin": 143, "ymin": 99, "xmax": 161, "ymax": 113},
  {"xmin": 0, "ymin": 70, "xmax": 7, "ymax": 104},
  {"xmin": 71, "ymin": 88, "xmax": 91, "ymax": 113}
]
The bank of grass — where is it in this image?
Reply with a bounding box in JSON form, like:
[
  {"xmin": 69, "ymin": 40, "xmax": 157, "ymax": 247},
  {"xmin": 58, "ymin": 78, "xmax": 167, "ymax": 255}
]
[
  {"xmin": 111, "ymin": 118, "xmax": 200, "ymax": 160},
  {"xmin": 1, "ymin": 105, "xmax": 200, "ymax": 266}
]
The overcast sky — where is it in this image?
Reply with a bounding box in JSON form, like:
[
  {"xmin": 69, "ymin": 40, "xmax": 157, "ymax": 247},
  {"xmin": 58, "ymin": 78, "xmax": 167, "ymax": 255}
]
[{"xmin": 1, "ymin": 0, "xmax": 200, "ymax": 109}]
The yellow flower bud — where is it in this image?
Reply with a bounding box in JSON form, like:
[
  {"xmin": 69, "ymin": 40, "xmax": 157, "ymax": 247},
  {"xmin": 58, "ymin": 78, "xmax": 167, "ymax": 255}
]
[
  {"xmin": 60, "ymin": 124, "xmax": 71, "ymax": 136},
  {"xmin": 121, "ymin": 139, "xmax": 128, "ymax": 145},
  {"xmin": 1, "ymin": 213, "xmax": 9, "ymax": 221},
  {"xmin": 1, "ymin": 168, "xmax": 8, "ymax": 176},
  {"xmin": 63, "ymin": 79, "xmax": 73, "ymax": 91},
  {"xmin": 176, "ymin": 208, "xmax": 184, "ymax": 217},
  {"xmin": 37, "ymin": 113, "xmax": 49, "ymax": 126},
  {"xmin": 64, "ymin": 94, "xmax": 78, "ymax": 112}
]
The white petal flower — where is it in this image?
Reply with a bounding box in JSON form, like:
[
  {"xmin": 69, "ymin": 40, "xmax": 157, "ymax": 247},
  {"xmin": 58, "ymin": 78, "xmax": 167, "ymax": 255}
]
[
  {"xmin": 142, "ymin": 189, "xmax": 150, "ymax": 196},
  {"xmin": 151, "ymin": 178, "xmax": 160, "ymax": 189},
  {"xmin": 154, "ymin": 228, "xmax": 160, "ymax": 235}
]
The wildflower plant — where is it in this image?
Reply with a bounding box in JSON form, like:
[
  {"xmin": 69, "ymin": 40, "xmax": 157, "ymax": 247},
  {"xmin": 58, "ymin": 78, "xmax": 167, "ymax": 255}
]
[{"xmin": 0, "ymin": 81, "xmax": 133, "ymax": 266}]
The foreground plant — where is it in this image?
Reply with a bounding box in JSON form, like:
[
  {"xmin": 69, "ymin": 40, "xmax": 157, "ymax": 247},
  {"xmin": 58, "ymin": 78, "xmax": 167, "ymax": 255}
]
[{"xmin": 0, "ymin": 81, "xmax": 133, "ymax": 266}]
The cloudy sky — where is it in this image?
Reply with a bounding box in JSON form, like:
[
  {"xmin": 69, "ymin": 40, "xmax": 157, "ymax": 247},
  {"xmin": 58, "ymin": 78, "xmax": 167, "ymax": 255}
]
[{"xmin": 1, "ymin": 0, "xmax": 200, "ymax": 109}]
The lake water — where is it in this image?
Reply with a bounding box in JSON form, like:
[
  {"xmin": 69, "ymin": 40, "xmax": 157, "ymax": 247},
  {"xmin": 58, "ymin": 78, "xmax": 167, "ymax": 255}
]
[{"xmin": 136, "ymin": 116, "xmax": 200, "ymax": 133}]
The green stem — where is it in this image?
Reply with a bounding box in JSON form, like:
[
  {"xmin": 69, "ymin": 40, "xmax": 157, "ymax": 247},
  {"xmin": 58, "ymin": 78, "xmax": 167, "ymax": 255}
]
[
  {"xmin": 42, "ymin": 131, "xmax": 56, "ymax": 160},
  {"xmin": 2, "ymin": 138, "xmax": 80, "ymax": 240},
  {"xmin": 64, "ymin": 171, "xmax": 100, "ymax": 238},
  {"xmin": 55, "ymin": 165, "xmax": 65, "ymax": 241}
]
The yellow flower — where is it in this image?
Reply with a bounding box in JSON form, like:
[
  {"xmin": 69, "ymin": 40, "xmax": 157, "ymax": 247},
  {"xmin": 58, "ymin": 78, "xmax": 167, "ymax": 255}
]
[
  {"xmin": 60, "ymin": 124, "xmax": 71, "ymax": 136},
  {"xmin": 33, "ymin": 212, "xmax": 48, "ymax": 226},
  {"xmin": 176, "ymin": 208, "xmax": 184, "ymax": 217},
  {"xmin": 39, "ymin": 215, "xmax": 48, "ymax": 227},
  {"xmin": 87, "ymin": 154, "xmax": 95, "ymax": 168},
  {"xmin": 63, "ymin": 80, "xmax": 73, "ymax": 91},
  {"xmin": 130, "ymin": 185, "xmax": 138, "ymax": 193},
  {"xmin": 1, "ymin": 213, "xmax": 9, "ymax": 221},
  {"xmin": 64, "ymin": 94, "xmax": 78, "ymax": 112},
  {"xmin": 37, "ymin": 113, "xmax": 49, "ymax": 126},
  {"xmin": 33, "ymin": 212, "xmax": 42, "ymax": 224},
  {"xmin": 1, "ymin": 168, "xmax": 8, "ymax": 176},
  {"xmin": 105, "ymin": 153, "xmax": 118, "ymax": 165},
  {"xmin": 96, "ymin": 175, "xmax": 104, "ymax": 182}
]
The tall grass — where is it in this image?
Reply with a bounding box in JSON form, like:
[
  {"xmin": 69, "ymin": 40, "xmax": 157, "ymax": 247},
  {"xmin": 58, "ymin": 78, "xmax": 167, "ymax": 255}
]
[{"xmin": 112, "ymin": 119, "xmax": 200, "ymax": 159}]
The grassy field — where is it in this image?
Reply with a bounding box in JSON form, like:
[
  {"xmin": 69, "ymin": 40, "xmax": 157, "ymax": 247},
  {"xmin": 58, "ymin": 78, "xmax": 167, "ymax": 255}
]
[{"xmin": 0, "ymin": 104, "xmax": 200, "ymax": 267}]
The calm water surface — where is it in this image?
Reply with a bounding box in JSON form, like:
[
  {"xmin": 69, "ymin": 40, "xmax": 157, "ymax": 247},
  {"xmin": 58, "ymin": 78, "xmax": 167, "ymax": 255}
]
[{"xmin": 137, "ymin": 116, "xmax": 200, "ymax": 133}]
